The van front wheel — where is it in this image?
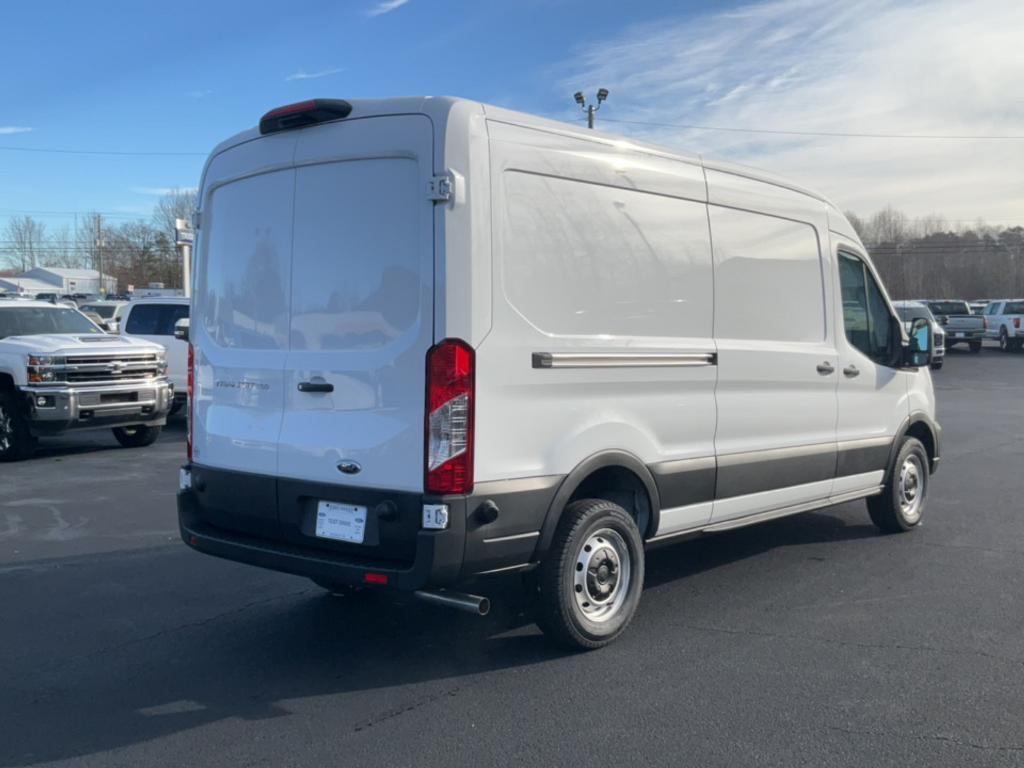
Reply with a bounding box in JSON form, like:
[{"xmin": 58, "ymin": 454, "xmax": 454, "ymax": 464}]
[
  {"xmin": 868, "ymin": 437, "xmax": 929, "ymax": 533},
  {"xmin": 535, "ymin": 499, "xmax": 644, "ymax": 650}
]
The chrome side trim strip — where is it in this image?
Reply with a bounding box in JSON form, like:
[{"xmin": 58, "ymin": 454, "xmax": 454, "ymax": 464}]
[
  {"xmin": 646, "ymin": 485, "xmax": 883, "ymax": 543},
  {"xmin": 836, "ymin": 436, "xmax": 893, "ymax": 451},
  {"xmin": 473, "ymin": 562, "xmax": 534, "ymax": 576},
  {"xmin": 532, "ymin": 352, "xmax": 717, "ymax": 369},
  {"xmin": 482, "ymin": 530, "xmax": 541, "ymax": 545},
  {"xmin": 717, "ymin": 441, "xmax": 835, "ymax": 467}
]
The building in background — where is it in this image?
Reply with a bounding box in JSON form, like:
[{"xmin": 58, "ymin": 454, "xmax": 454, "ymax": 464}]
[{"xmin": 0, "ymin": 267, "xmax": 116, "ymax": 296}]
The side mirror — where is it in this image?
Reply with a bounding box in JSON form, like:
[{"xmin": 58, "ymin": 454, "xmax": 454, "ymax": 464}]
[
  {"xmin": 174, "ymin": 317, "xmax": 190, "ymax": 343},
  {"xmin": 903, "ymin": 317, "xmax": 932, "ymax": 368}
]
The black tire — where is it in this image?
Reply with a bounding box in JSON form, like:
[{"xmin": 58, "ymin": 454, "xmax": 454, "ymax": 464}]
[
  {"xmin": 534, "ymin": 498, "xmax": 645, "ymax": 650},
  {"xmin": 867, "ymin": 437, "xmax": 929, "ymax": 533},
  {"xmin": 1012, "ymin": 338, "xmax": 1024, "ymax": 352},
  {"xmin": 111, "ymin": 424, "xmax": 162, "ymax": 448},
  {"xmin": 0, "ymin": 389, "xmax": 35, "ymax": 462},
  {"xmin": 168, "ymin": 399, "xmax": 185, "ymax": 417},
  {"xmin": 930, "ymin": 361, "xmax": 943, "ymax": 370},
  {"xmin": 999, "ymin": 328, "xmax": 1011, "ymax": 352},
  {"xmin": 969, "ymin": 341, "xmax": 982, "ymax": 353}
]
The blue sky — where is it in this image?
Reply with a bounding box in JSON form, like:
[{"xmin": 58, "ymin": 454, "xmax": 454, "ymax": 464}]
[{"xmin": 2, "ymin": 0, "xmax": 1022, "ymax": 237}]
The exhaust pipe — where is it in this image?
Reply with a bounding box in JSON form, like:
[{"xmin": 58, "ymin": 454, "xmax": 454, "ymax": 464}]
[{"xmin": 414, "ymin": 589, "xmax": 490, "ymax": 616}]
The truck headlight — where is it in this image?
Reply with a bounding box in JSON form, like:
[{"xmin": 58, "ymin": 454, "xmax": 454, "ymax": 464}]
[{"xmin": 27, "ymin": 355, "xmax": 65, "ymax": 383}]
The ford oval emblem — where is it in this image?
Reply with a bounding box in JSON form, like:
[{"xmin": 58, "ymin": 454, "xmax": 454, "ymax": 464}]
[{"xmin": 337, "ymin": 460, "xmax": 362, "ymax": 475}]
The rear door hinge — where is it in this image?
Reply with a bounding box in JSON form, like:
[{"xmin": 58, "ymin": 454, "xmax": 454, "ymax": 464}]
[{"xmin": 427, "ymin": 174, "xmax": 453, "ymax": 203}]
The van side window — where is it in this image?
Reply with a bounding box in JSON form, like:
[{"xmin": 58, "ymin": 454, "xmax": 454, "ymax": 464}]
[
  {"xmin": 500, "ymin": 171, "xmax": 713, "ymax": 338},
  {"xmin": 839, "ymin": 252, "xmax": 894, "ymax": 363},
  {"xmin": 709, "ymin": 207, "xmax": 825, "ymax": 343}
]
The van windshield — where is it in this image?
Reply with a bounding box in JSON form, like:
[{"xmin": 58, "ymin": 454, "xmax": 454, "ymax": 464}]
[{"xmin": 0, "ymin": 306, "xmax": 102, "ymax": 338}]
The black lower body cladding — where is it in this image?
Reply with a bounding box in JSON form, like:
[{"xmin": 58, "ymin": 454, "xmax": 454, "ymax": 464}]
[{"xmin": 178, "ymin": 465, "xmax": 559, "ymax": 590}]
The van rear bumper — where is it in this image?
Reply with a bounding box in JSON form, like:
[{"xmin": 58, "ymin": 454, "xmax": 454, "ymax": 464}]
[{"xmin": 178, "ymin": 464, "xmax": 559, "ymax": 590}]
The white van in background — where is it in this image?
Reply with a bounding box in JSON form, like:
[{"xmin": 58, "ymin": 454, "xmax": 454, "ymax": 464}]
[
  {"xmin": 120, "ymin": 297, "xmax": 189, "ymax": 415},
  {"xmin": 178, "ymin": 97, "xmax": 940, "ymax": 649}
]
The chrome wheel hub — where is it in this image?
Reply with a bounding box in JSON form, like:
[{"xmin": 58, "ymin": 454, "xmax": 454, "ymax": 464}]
[
  {"xmin": 898, "ymin": 454, "xmax": 925, "ymax": 523},
  {"xmin": 573, "ymin": 528, "xmax": 631, "ymax": 623}
]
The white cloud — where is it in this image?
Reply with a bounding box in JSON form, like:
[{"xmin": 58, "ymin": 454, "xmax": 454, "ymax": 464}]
[
  {"xmin": 132, "ymin": 186, "xmax": 198, "ymax": 196},
  {"xmin": 366, "ymin": 0, "xmax": 409, "ymax": 17},
  {"xmin": 285, "ymin": 66, "xmax": 344, "ymax": 82},
  {"xmin": 0, "ymin": 126, "xmax": 32, "ymax": 135},
  {"xmin": 558, "ymin": 0, "xmax": 1024, "ymax": 225}
]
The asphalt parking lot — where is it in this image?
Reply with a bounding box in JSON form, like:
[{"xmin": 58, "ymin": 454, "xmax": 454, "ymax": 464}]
[{"xmin": 3, "ymin": 345, "xmax": 1024, "ymax": 768}]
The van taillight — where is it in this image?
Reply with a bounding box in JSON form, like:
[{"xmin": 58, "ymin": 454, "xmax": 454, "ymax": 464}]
[
  {"xmin": 425, "ymin": 339, "xmax": 474, "ymax": 495},
  {"xmin": 187, "ymin": 343, "xmax": 194, "ymax": 462},
  {"xmin": 258, "ymin": 99, "xmax": 353, "ymax": 135}
]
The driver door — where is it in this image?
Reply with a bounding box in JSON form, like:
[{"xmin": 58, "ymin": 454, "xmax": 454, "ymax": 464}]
[{"xmin": 833, "ymin": 247, "xmax": 911, "ymax": 494}]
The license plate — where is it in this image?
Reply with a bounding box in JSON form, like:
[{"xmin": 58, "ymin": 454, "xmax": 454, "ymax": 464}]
[
  {"xmin": 315, "ymin": 501, "xmax": 367, "ymax": 544},
  {"xmin": 954, "ymin": 332, "xmax": 964, "ymax": 338}
]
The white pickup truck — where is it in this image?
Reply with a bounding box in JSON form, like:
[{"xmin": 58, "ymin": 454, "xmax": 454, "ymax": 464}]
[
  {"xmin": 982, "ymin": 299, "xmax": 1024, "ymax": 352},
  {"xmin": 0, "ymin": 301, "xmax": 173, "ymax": 461}
]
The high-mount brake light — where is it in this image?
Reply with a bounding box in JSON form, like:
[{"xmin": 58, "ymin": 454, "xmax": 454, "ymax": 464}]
[
  {"xmin": 425, "ymin": 339, "xmax": 475, "ymax": 495},
  {"xmin": 258, "ymin": 99, "xmax": 353, "ymax": 135}
]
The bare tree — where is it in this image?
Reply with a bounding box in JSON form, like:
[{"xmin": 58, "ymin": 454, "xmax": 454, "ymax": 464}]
[
  {"xmin": 2, "ymin": 215, "xmax": 47, "ymax": 272},
  {"xmin": 153, "ymin": 188, "xmax": 198, "ymax": 244},
  {"xmin": 869, "ymin": 205, "xmax": 911, "ymax": 246}
]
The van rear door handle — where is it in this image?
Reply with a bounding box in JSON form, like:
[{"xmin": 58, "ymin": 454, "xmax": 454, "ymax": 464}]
[
  {"xmin": 843, "ymin": 365, "xmax": 860, "ymax": 378},
  {"xmin": 816, "ymin": 362, "xmax": 835, "ymax": 375},
  {"xmin": 298, "ymin": 380, "xmax": 334, "ymax": 393}
]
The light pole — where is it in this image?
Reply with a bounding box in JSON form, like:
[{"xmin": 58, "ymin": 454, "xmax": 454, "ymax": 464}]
[{"xmin": 574, "ymin": 88, "xmax": 609, "ymax": 129}]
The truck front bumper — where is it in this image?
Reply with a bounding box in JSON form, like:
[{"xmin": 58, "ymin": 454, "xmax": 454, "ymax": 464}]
[{"xmin": 22, "ymin": 380, "xmax": 173, "ymax": 434}]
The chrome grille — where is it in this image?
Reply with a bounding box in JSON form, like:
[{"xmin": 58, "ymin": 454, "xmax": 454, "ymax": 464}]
[{"xmin": 30, "ymin": 353, "xmax": 164, "ymax": 386}]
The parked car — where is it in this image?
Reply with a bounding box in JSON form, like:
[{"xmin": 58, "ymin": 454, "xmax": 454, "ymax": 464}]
[
  {"xmin": 78, "ymin": 300, "xmax": 128, "ymax": 333},
  {"xmin": 119, "ymin": 297, "xmax": 189, "ymax": 415},
  {"xmin": 893, "ymin": 301, "xmax": 944, "ymax": 369},
  {"xmin": 0, "ymin": 300, "xmax": 172, "ymax": 460},
  {"xmin": 178, "ymin": 97, "xmax": 940, "ymax": 649},
  {"xmin": 981, "ymin": 299, "xmax": 1024, "ymax": 352},
  {"xmin": 921, "ymin": 300, "xmax": 984, "ymax": 351}
]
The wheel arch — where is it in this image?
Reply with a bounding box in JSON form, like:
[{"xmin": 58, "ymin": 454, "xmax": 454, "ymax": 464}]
[
  {"xmin": 887, "ymin": 412, "xmax": 941, "ymax": 479},
  {"xmin": 532, "ymin": 451, "xmax": 661, "ymax": 560}
]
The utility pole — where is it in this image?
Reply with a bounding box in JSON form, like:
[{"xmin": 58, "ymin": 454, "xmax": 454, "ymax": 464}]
[
  {"xmin": 573, "ymin": 88, "xmax": 609, "ymax": 129},
  {"xmin": 94, "ymin": 214, "xmax": 104, "ymax": 296}
]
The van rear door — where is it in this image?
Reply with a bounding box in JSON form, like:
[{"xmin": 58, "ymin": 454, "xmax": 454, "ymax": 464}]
[{"xmin": 276, "ymin": 115, "xmax": 435, "ymax": 493}]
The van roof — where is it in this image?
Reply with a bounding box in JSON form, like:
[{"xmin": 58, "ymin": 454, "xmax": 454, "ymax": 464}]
[{"xmin": 206, "ymin": 95, "xmax": 852, "ymax": 234}]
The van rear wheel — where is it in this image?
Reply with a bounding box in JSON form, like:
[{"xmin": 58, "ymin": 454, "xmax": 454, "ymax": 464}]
[
  {"xmin": 534, "ymin": 498, "xmax": 644, "ymax": 650},
  {"xmin": 868, "ymin": 437, "xmax": 929, "ymax": 533},
  {"xmin": 112, "ymin": 425, "xmax": 162, "ymax": 448}
]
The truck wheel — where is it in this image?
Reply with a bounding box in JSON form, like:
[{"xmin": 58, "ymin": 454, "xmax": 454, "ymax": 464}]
[
  {"xmin": 112, "ymin": 425, "xmax": 162, "ymax": 448},
  {"xmin": 0, "ymin": 390, "xmax": 35, "ymax": 462},
  {"xmin": 534, "ymin": 498, "xmax": 644, "ymax": 650},
  {"xmin": 867, "ymin": 437, "xmax": 929, "ymax": 533},
  {"xmin": 969, "ymin": 341, "xmax": 982, "ymax": 353},
  {"xmin": 999, "ymin": 328, "xmax": 1011, "ymax": 352},
  {"xmin": 930, "ymin": 360, "xmax": 943, "ymax": 370},
  {"xmin": 1013, "ymin": 339, "xmax": 1024, "ymax": 352}
]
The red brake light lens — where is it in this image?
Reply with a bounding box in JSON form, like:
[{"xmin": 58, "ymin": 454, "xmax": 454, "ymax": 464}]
[
  {"xmin": 1015, "ymin": 318, "xmax": 1021, "ymax": 329},
  {"xmin": 258, "ymin": 99, "xmax": 353, "ymax": 135},
  {"xmin": 425, "ymin": 339, "xmax": 474, "ymax": 495}
]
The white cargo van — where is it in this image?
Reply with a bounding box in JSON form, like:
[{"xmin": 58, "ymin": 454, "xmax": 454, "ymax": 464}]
[{"xmin": 179, "ymin": 98, "xmax": 940, "ymax": 649}]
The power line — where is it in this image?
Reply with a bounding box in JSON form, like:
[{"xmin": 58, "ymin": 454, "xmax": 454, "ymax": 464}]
[
  {"xmin": 0, "ymin": 145, "xmax": 206, "ymax": 157},
  {"xmin": 593, "ymin": 117, "xmax": 1024, "ymax": 141}
]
